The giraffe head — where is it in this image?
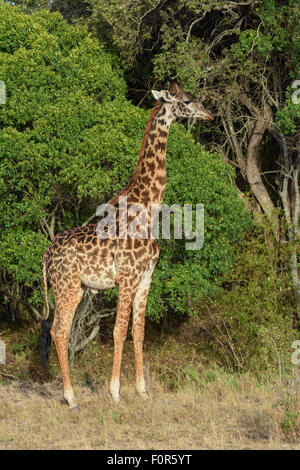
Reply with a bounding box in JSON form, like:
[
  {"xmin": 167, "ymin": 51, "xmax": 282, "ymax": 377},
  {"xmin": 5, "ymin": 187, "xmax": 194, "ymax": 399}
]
[{"xmin": 152, "ymin": 79, "xmax": 214, "ymax": 121}]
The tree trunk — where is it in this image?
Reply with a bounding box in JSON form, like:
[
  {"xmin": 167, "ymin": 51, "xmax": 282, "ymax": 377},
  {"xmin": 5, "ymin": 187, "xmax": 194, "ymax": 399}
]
[{"xmin": 246, "ymin": 105, "xmax": 279, "ymax": 236}]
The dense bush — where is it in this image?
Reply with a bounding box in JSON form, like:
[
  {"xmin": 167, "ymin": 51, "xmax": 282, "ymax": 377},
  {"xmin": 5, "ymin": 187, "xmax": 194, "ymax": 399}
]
[
  {"xmin": 0, "ymin": 3, "xmax": 251, "ymax": 323},
  {"xmin": 200, "ymin": 225, "xmax": 296, "ymax": 375}
]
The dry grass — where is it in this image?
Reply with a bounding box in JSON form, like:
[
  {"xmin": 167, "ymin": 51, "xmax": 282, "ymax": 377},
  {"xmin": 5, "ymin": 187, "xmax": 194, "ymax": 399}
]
[
  {"xmin": 1, "ymin": 371, "xmax": 300, "ymax": 450},
  {"xmin": 1, "ymin": 317, "xmax": 300, "ymax": 449}
]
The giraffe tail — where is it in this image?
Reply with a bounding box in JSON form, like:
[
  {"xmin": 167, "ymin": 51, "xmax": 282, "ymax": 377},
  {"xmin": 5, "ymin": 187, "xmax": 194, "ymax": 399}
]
[
  {"xmin": 39, "ymin": 255, "xmax": 52, "ymax": 370},
  {"xmin": 42, "ymin": 254, "xmax": 50, "ymax": 320}
]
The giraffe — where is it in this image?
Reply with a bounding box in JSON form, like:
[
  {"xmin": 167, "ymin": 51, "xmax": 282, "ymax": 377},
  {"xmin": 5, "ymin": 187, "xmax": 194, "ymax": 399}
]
[{"xmin": 39, "ymin": 79, "xmax": 214, "ymax": 409}]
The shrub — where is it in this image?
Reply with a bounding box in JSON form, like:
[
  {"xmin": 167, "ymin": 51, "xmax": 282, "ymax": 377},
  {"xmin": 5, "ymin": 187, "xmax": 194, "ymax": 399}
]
[
  {"xmin": 0, "ymin": 3, "xmax": 251, "ymax": 325},
  {"xmin": 199, "ymin": 224, "xmax": 296, "ymax": 374}
]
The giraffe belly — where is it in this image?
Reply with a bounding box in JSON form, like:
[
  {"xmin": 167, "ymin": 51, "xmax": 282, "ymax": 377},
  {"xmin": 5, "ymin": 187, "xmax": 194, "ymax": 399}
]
[{"xmin": 80, "ymin": 260, "xmax": 116, "ymax": 291}]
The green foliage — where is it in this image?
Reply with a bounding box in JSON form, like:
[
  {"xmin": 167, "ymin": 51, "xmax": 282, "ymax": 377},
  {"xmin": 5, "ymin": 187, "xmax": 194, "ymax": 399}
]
[
  {"xmin": 275, "ymin": 86, "xmax": 300, "ymax": 135},
  {"xmin": 89, "ymin": 0, "xmax": 161, "ymax": 67},
  {"xmin": 280, "ymin": 394, "xmax": 299, "ymax": 437},
  {"xmin": 0, "ymin": 3, "xmax": 250, "ymax": 321},
  {"xmin": 88, "ymin": 0, "xmax": 299, "ymax": 90},
  {"xmin": 152, "ymin": 0, "xmax": 298, "ymax": 85},
  {"xmin": 201, "ymin": 225, "xmax": 296, "ymax": 374},
  {"xmin": 12, "ymin": 330, "xmax": 37, "ymax": 358},
  {"xmin": 230, "ymin": 0, "xmax": 296, "ymax": 61},
  {"xmin": 0, "ymin": 229, "xmax": 49, "ymax": 293}
]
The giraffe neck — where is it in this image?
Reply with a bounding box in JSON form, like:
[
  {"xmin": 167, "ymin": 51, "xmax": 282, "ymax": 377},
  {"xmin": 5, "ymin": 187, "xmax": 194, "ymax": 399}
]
[{"xmin": 114, "ymin": 102, "xmax": 173, "ymax": 209}]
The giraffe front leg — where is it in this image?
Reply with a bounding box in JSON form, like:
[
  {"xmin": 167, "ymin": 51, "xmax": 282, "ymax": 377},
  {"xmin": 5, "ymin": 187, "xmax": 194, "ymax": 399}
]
[
  {"xmin": 132, "ymin": 261, "xmax": 157, "ymax": 399},
  {"xmin": 110, "ymin": 282, "xmax": 135, "ymax": 404},
  {"xmin": 132, "ymin": 310, "xmax": 147, "ymax": 399}
]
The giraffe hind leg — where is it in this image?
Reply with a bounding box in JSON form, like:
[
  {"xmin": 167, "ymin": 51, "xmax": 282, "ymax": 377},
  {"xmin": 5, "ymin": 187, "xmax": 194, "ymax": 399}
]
[{"xmin": 51, "ymin": 283, "xmax": 84, "ymax": 409}]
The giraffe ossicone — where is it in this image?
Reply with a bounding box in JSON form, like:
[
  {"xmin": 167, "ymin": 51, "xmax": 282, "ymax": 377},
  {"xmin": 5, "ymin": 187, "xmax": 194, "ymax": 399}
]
[{"xmin": 39, "ymin": 79, "xmax": 214, "ymax": 408}]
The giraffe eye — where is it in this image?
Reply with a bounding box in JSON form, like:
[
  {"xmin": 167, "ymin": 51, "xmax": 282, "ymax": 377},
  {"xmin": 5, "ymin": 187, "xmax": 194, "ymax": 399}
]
[{"xmin": 184, "ymin": 100, "xmax": 191, "ymax": 104}]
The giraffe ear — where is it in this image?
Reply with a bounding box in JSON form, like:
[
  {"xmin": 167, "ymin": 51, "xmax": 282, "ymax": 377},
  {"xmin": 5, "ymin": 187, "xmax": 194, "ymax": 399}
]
[
  {"xmin": 152, "ymin": 90, "xmax": 165, "ymax": 102},
  {"xmin": 152, "ymin": 90, "xmax": 172, "ymax": 103},
  {"xmin": 168, "ymin": 78, "xmax": 181, "ymax": 96}
]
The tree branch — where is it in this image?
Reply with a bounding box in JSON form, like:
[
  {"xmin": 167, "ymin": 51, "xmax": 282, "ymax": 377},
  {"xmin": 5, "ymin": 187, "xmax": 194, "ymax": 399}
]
[
  {"xmin": 224, "ymin": 105, "xmax": 247, "ymax": 177},
  {"xmin": 0, "ymin": 288, "xmax": 43, "ymax": 321}
]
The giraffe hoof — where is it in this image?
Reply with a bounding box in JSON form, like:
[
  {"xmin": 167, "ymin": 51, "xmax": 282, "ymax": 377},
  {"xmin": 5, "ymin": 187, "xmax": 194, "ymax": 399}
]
[
  {"xmin": 69, "ymin": 404, "xmax": 80, "ymax": 411},
  {"xmin": 110, "ymin": 380, "xmax": 120, "ymax": 404},
  {"xmin": 111, "ymin": 393, "xmax": 120, "ymax": 405},
  {"xmin": 138, "ymin": 391, "xmax": 149, "ymax": 400}
]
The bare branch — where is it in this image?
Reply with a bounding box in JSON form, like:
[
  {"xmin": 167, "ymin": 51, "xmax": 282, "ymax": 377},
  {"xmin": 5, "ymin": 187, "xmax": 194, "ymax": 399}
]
[
  {"xmin": 293, "ymin": 163, "xmax": 300, "ymax": 236},
  {"xmin": 273, "ymin": 131, "xmax": 292, "ymax": 229},
  {"xmin": 73, "ymin": 325, "xmax": 100, "ymax": 353},
  {"xmin": 82, "ymin": 213, "xmax": 97, "ymax": 227},
  {"xmin": 40, "ymin": 205, "xmax": 58, "ymax": 241},
  {"xmin": 0, "ymin": 288, "xmax": 43, "ymax": 321},
  {"xmin": 186, "ymin": 12, "xmax": 207, "ymax": 43},
  {"xmin": 224, "ymin": 105, "xmax": 247, "ymax": 177}
]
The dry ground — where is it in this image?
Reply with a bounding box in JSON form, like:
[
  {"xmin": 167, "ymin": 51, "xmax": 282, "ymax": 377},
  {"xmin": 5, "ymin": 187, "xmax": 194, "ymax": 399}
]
[
  {"xmin": 0, "ymin": 373, "xmax": 300, "ymax": 450},
  {"xmin": 0, "ymin": 317, "xmax": 300, "ymax": 450}
]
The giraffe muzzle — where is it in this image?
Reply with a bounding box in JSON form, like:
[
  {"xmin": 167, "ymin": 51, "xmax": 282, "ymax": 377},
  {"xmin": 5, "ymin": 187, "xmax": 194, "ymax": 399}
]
[{"xmin": 202, "ymin": 109, "xmax": 214, "ymax": 120}]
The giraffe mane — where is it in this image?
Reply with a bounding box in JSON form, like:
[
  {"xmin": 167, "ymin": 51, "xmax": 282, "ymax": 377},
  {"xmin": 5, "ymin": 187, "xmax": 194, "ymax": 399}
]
[{"xmin": 110, "ymin": 101, "xmax": 162, "ymax": 205}]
